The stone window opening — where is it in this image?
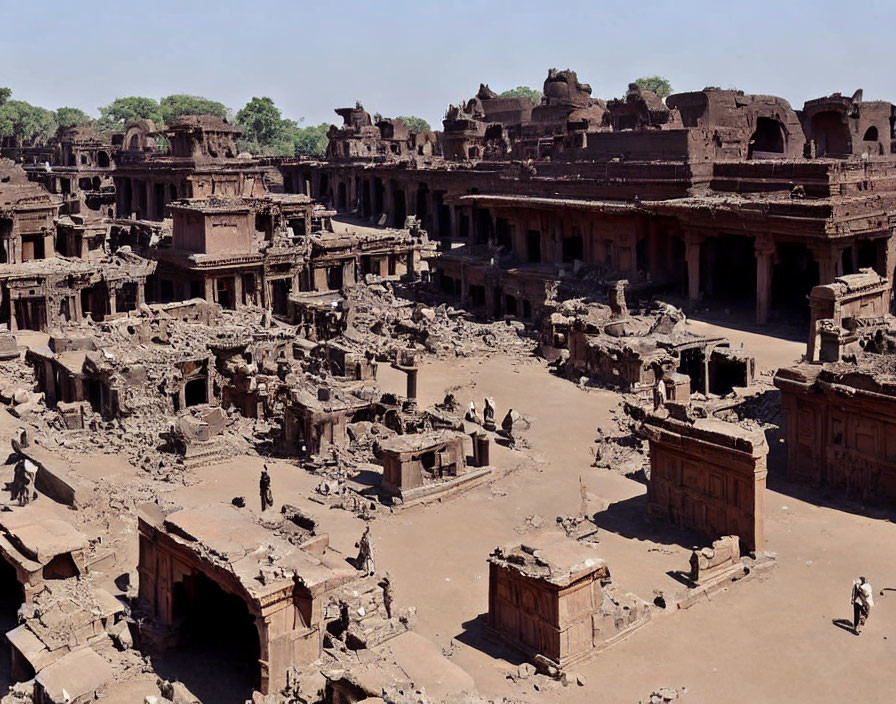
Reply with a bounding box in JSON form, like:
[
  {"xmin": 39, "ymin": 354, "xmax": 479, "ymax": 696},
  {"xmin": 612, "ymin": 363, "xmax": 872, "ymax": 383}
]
[{"xmin": 863, "ymin": 126, "xmax": 879, "ymax": 141}]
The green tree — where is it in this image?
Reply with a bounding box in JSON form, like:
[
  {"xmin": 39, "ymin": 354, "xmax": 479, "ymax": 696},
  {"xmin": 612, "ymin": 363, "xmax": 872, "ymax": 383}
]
[
  {"xmin": 96, "ymin": 96, "xmax": 163, "ymax": 131},
  {"xmin": 234, "ymin": 96, "xmax": 301, "ymax": 156},
  {"xmin": 499, "ymin": 86, "xmax": 543, "ymax": 103},
  {"xmin": 294, "ymin": 123, "xmax": 329, "ymax": 157},
  {"xmin": 55, "ymin": 106, "xmax": 92, "ymax": 127},
  {"xmin": 159, "ymin": 94, "xmax": 228, "ymax": 124},
  {"xmin": 0, "ymin": 88, "xmax": 11, "ymax": 106},
  {"xmin": 634, "ymin": 76, "xmax": 673, "ymax": 98},
  {"xmin": 0, "ymin": 100, "xmax": 57, "ymax": 143},
  {"xmin": 396, "ymin": 115, "xmax": 431, "ymax": 133}
]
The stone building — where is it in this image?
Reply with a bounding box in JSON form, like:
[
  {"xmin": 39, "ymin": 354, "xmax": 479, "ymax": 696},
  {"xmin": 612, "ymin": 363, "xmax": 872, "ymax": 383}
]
[
  {"xmin": 635, "ymin": 402, "xmax": 768, "ymax": 553},
  {"xmin": 288, "ymin": 71, "xmax": 896, "ymax": 327},
  {"xmin": 137, "ymin": 504, "xmax": 359, "ymax": 695},
  {"xmin": 378, "ymin": 429, "xmax": 491, "ymax": 503},
  {"xmin": 485, "ymin": 531, "xmax": 650, "ymax": 669},
  {"xmin": 114, "ymin": 115, "xmax": 266, "ymax": 221}
]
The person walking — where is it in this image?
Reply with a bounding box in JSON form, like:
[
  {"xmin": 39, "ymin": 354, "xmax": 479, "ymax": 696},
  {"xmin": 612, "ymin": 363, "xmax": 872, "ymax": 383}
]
[{"xmin": 851, "ymin": 576, "xmax": 874, "ymax": 635}]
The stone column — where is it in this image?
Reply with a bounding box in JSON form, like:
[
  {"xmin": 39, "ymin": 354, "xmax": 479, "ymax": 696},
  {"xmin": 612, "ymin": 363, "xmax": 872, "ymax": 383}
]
[
  {"xmin": 145, "ymin": 181, "xmax": 155, "ymax": 221},
  {"xmin": 684, "ymin": 232, "xmax": 703, "ymax": 303},
  {"xmin": 8, "ymin": 294, "xmax": 17, "ymax": 332},
  {"xmin": 204, "ymin": 277, "xmax": 215, "ymax": 303},
  {"xmin": 136, "ymin": 282, "xmax": 146, "ymax": 307},
  {"xmin": 810, "ymin": 244, "xmax": 842, "ymax": 286},
  {"xmin": 876, "ymin": 235, "xmax": 896, "ymax": 305},
  {"xmin": 471, "ymin": 431, "xmax": 490, "ymax": 467},
  {"xmin": 405, "ymin": 367, "xmax": 418, "ymax": 401},
  {"xmin": 108, "ymin": 287, "xmax": 117, "ymax": 315},
  {"xmin": 754, "ymin": 235, "xmax": 776, "ymax": 325}
]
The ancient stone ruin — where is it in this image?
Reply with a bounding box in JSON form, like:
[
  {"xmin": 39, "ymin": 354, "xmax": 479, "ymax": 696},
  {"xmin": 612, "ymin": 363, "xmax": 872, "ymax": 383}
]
[{"xmin": 0, "ymin": 59, "xmax": 893, "ymax": 704}]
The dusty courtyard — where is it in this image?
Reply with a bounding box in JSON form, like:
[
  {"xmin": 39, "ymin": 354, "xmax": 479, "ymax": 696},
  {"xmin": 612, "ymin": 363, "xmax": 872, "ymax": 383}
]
[{"xmin": 1, "ymin": 315, "xmax": 887, "ymax": 703}]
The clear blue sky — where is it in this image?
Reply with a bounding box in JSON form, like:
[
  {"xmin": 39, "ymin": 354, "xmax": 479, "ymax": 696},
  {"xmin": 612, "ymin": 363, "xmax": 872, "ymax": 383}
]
[{"xmin": 2, "ymin": 0, "xmax": 894, "ymax": 130}]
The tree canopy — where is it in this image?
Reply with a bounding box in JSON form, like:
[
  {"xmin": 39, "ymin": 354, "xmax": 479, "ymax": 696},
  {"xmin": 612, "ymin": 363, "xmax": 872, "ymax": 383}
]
[
  {"xmin": 294, "ymin": 123, "xmax": 330, "ymax": 157},
  {"xmin": 634, "ymin": 76, "xmax": 673, "ymax": 98},
  {"xmin": 55, "ymin": 106, "xmax": 92, "ymax": 128},
  {"xmin": 0, "ymin": 99, "xmax": 57, "ymax": 144},
  {"xmin": 97, "ymin": 96, "xmax": 163, "ymax": 131},
  {"xmin": 499, "ymin": 86, "xmax": 543, "ymax": 103},
  {"xmin": 396, "ymin": 115, "xmax": 431, "ymax": 133},
  {"xmin": 160, "ymin": 94, "xmax": 228, "ymax": 125},
  {"xmin": 0, "ymin": 88, "xmax": 10, "ymax": 107},
  {"xmin": 234, "ymin": 96, "xmax": 299, "ymax": 156}
]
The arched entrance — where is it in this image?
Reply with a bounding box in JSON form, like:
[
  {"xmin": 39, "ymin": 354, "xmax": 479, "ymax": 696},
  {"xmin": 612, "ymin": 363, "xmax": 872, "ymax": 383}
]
[
  {"xmin": 156, "ymin": 571, "xmax": 261, "ymax": 704},
  {"xmin": 809, "ymin": 111, "xmax": 851, "ymax": 156},
  {"xmin": 748, "ymin": 117, "xmax": 786, "ymax": 158}
]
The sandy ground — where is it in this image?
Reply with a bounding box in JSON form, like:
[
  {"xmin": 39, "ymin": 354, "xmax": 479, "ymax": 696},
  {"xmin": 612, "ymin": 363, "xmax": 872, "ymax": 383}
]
[{"xmin": 4, "ymin": 318, "xmax": 896, "ymax": 703}]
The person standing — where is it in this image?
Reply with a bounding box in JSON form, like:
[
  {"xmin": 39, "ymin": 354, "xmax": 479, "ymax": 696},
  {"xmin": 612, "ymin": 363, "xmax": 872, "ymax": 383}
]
[
  {"xmin": 851, "ymin": 576, "xmax": 874, "ymax": 635},
  {"xmin": 259, "ymin": 465, "xmax": 273, "ymax": 512}
]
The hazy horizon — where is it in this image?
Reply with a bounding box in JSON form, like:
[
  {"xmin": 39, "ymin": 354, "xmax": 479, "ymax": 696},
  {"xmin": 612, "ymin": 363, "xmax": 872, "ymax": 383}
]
[{"xmin": 3, "ymin": 0, "xmax": 895, "ymax": 130}]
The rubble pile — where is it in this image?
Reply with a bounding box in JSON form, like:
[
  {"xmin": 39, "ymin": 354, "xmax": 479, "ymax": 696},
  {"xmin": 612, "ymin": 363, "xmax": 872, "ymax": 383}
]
[{"xmin": 344, "ymin": 283, "xmax": 535, "ymax": 359}]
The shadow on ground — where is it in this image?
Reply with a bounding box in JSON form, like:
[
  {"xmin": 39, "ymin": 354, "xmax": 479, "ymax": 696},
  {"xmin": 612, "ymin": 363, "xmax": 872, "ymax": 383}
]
[
  {"xmin": 453, "ymin": 613, "xmax": 528, "ymax": 666},
  {"xmin": 591, "ymin": 494, "xmax": 706, "ymax": 550}
]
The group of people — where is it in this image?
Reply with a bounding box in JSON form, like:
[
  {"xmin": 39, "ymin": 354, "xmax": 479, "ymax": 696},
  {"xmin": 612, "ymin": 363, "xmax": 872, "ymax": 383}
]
[{"xmin": 466, "ymin": 398, "xmax": 518, "ymax": 446}]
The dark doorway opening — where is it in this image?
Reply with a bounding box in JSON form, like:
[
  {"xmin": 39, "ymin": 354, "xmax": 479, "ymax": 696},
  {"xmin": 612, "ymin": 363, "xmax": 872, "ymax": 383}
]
[
  {"xmin": 374, "ymin": 179, "xmax": 384, "ymax": 215},
  {"xmin": 475, "ymin": 208, "xmax": 492, "ymax": 244},
  {"xmin": 14, "ymin": 299, "xmax": 47, "ymax": 331},
  {"xmin": 700, "ymin": 235, "xmax": 756, "ymax": 311},
  {"xmin": 318, "ymin": 173, "xmax": 329, "ymax": 204},
  {"xmin": 161, "ymin": 279, "xmax": 175, "ymax": 303},
  {"xmin": 748, "ymin": 117, "xmax": 786, "ymax": 158},
  {"xmin": 562, "ymin": 235, "xmax": 584, "ymax": 263},
  {"xmin": 459, "ymin": 214, "xmax": 470, "ymax": 239},
  {"xmin": 216, "ymin": 278, "xmax": 235, "ymax": 310},
  {"xmin": 154, "ymin": 182, "xmax": 166, "ymax": 220},
  {"xmin": 271, "ymin": 279, "xmax": 291, "ymax": 316},
  {"xmin": 362, "ymin": 181, "xmax": 372, "ymax": 218},
  {"xmin": 116, "ymin": 282, "xmax": 138, "ymax": 313},
  {"xmin": 337, "ymin": 182, "xmax": 347, "ymax": 211},
  {"xmin": 85, "ymin": 378, "xmax": 104, "ymax": 415},
  {"xmin": 810, "ymin": 111, "xmax": 851, "ymax": 157},
  {"xmin": 392, "ymin": 187, "xmax": 406, "ymax": 228},
  {"xmin": 505, "ymin": 295, "xmax": 518, "ymax": 316},
  {"xmin": 526, "ymin": 230, "xmax": 542, "ymax": 263},
  {"xmin": 469, "ymin": 285, "xmax": 486, "ymax": 307},
  {"xmin": 0, "ymin": 557, "xmax": 24, "ymax": 689},
  {"xmin": 677, "ymin": 348, "xmax": 707, "ymax": 394},
  {"xmin": 772, "ymin": 243, "xmax": 816, "ymax": 323},
  {"xmin": 416, "ymin": 184, "xmax": 429, "ymax": 227},
  {"xmin": 326, "ymin": 265, "xmax": 344, "ymax": 291},
  {"xmin": 184, "ymin": 378, "xmax": 208, "ymax": 407},
  {"xmin": 157, "ymin": 571, "xmax": 260, "ymax": 704},
  {"xmin": 21, "ymin": 235, "xmax": 45, "ymax": 262},
  {"xmin": 496, "ymin": 217, "xmax": 512, "ymax": 252}
]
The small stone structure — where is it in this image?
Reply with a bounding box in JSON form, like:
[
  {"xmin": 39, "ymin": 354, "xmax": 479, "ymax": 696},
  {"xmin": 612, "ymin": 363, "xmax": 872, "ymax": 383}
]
[
  {"xmin": 636, "ymin": 403, "xmax": 768, "ymax": 553},
  {"xmin": 378, "ymin": 430, "xmax": 491, "ymax": 504},
  {"xmin": 485, "ymin": 531, "xmax": 650, "ymax": 670}
]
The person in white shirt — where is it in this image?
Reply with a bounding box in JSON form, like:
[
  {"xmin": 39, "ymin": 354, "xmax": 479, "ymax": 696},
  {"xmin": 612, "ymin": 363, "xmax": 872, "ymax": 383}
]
[{"xmin": 851, "ymin": 576, "xmax": 874, "ymax": 635}]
